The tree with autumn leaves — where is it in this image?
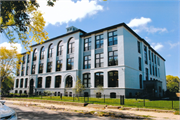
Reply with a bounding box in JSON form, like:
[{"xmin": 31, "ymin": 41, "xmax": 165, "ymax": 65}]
[{"xmin": 0, "ymin": 0, "xmax": 56, "ymax": 51}]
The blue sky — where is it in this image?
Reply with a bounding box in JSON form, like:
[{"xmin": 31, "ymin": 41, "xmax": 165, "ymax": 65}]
[{"xmin": 0, "ymin": 0, "xmax": 179, "ymax": 77}]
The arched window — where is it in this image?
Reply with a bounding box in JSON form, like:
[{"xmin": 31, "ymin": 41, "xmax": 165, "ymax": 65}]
[
  {"xmin": 19, "ymin": 90, "xmax": 22, "ymax": 94},
  {"xmin": 38, "ymin": 77, "xmax": 42, "ymax": 88},
  {"xmin": 139, "ymin": 74, "xmax": 142, "ymax": 89},
  {"xmin": 15, "ymin": 90, "xmax": 18, "ymax": 93},
  {"xmin": 24, "ymin": 91, "xmax": 27, "ymax": 94},
  {"xmin": 55, "ymin": 75, "xmax": 61, "ymax": 88},
  {"xmin": 83, "ymin": 73, "xmax": 91, "ymax": 88},
  {"xmin": 68, "ymin": 38, "xmax": 75, "ymax": 54},
  {"xmin": 108, "ymin": 71, "xmax": 118, "ymax": 87},
  {"xmin": 65, "ymin": 75, "xmax": 73, "ymax": 88},
  {"xmin": 20, "ymin": 78, "xmax": 23, "ymax": 88},
  {"xmin": 40, "ymin": 46, "xmax": 45, "ymax": 60},
  {"xmin": 48, "ymin": 44, "xmax": 53, "ymax": 58},
  {"xmin": 16, "ymin": 79, "xmax": 19, "ymax": 88},
  {"xmin": 95, "ymin": 72, "xmax": 103, "ymax": 87},
  {"xmin": 57, "ymin": 41, "xmax": 63, "ymax": 56},
  {"xmin": 46, "ymin": 76, "xmax": 51, "ymax": 88},
  {"xmin": 25, "ymin": 78, "xmax": 28, "ymax": 88},
  {"xmin": 33, "ymin": 49, "xmax": 37, "ymax": 61}
]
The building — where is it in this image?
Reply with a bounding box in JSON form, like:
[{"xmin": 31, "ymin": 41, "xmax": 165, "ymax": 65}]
[{"xmin": 13, "ymin": 23, "xmax": 166, "ymax": 98}]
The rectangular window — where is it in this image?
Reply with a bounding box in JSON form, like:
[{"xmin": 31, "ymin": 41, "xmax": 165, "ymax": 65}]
[
  {"xmin": 139, "ymin": 57, "xmax": 141, "ymax": 71},
  {"xmin": 154, "ymin": 55, "xmax": 156, "ymax": 64},
  {"xmin": 67, "ymin": 58, "xmax": 74, "ymax": 70},
  {"xmin": 137, "ymin": 41, "xmax": 141, "ymax": 53},
  {"xmin": 38, "ymin": 77, "xmax": 42, "ymax": 88},
  {"xmin": 58, "ymin": 45, "xmax": 63, "ymax": 56},
  {"xmin": 83, "ymin": 73, "xmax": 91, "ymax": 88},
  {"xmin": 39, "ymin": 63, "xmax": 43, "ymax": 73},
  {"xmin": 32, "ymin": 64, "xmax": 36, "ymax": 74},
  {"xmin": 152, "ymin": 53, "xmax": 153, "ymax": 62},
  {"xmin": 155, "ymin": 66, "xmax": 157, "ymax": 76},
  {"xmin": 108, "ymin": 31, "xmax": 117, "ymax": 46},
  {"xmin": 108, "ymin": 50, "xmax": 118, "ymax": 66},
  {"xmin": 157, "ymin": 57, "xmax": 160, "ymax": 66},
  {"xmin": 144, "ymin": 46, "xmax": 148, "ymax": 64},
  {"xmin": 47, "ymin": 62, "xmax": 52, "ymax": 72},
  {"xmin": 56, "ymin": 60, "xmax": 62, "ymax": 71},
  {"xmin": 21, "ymin": 67, "xmax": 24, "ymax": 76},
  {"xmin": 26, "ymin": 66, "xmax": 29, "ymax": 75},
  {"xmin": 20, "ymin": 79, "xmax": 23, "ymax": 88},
  {"xmin": 84, "ymin": 55, "xmax": 91, "ymax": 69},
  {"xmin": 27, "ymin": 54, "xmax": 30, "ymax": 63},
  {"xmin": 146, "ymin": 68, "xmax": 148, "ymax": 80},
  {"xmin": 17, "ymin": 69, "xmax": 20, "ymax": 76},
  {"xmin": 95, "ymin": 34, "xmax": 103, "ymax": 49},
  {"xmin": 84, "ymin": 38, "xmax": 91, "ymax": 51},
  {"xmin": 149, "ymin": 64, "xmax": 152, "ymax": 75},
  {"xmin": 158, "ymin": 68, "xmax": 160, "ymax": 77},
  {"xmin": 139, "ymin": 75, "xmax": 142, "ymax": 89},
  {"xmin": 95, "ymin": 53, "xmax": 104, "ymax": 68},
  {"xmin": 152, "ymin": 65, "xmax": 154, "ymax": 76},
  {"xmin": 23, "ymin": 55, "xmax": 25, "ymax": 64},
  {"xmin": 149, "ymin": 50, "xmax": 151, "ymax": 60}
]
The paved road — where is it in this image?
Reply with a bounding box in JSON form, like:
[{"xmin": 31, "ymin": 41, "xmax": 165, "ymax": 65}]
[{"xmin": 6, "ymin": 103, "xmax": 124, "ymax": 120}]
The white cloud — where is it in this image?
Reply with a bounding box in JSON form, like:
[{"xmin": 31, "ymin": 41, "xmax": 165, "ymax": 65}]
[
  {"xmin": 37, "ymin": 0, "xmax": 103, "ymax": 26},
  {"xmin": 127, "ymin": 17, "xmax": 167, "ymax": 34},
  {"xmin": 0, "ymin": 42, "xmax": 22, "ymax": 53},
  {"xmin": 168, "ymin": 41, "xmax": 180, "ymax": 49},
  {"xmin": 127, "ymin": 17, "xmax": 151, "ymax": 27},
  {"xmin": 151, "ymin": 43, "xmax": 163, "ymax": 51}
]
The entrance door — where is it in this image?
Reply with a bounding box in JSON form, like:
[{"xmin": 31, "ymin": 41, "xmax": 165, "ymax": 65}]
[{"xmin": 29, "ymin": 79, "xmax": 34, "ymax": 95}]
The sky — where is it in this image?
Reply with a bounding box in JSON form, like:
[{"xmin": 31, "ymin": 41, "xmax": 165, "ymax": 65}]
[{"xmin": 0, "ymin": 0, "xmax": 179, "ymax": 77}]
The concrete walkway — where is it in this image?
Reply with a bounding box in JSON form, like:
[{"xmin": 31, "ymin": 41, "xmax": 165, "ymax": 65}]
[{"xmin": 5, "ymin": 100, "xmax": 180, "ymax": 120}]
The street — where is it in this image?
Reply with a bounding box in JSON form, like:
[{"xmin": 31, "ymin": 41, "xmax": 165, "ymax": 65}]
[{"xmin": 6, "ymin": 103, "xmax": 123, "ymax": 120}]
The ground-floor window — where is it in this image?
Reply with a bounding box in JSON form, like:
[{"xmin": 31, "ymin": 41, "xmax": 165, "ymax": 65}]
[
  {"xmin": 95, "ymin": 72, "xmax": 103, "ymax": 87},
  {"xmin": 55, "ymin": 76, "xmax": 61, "ymax": 88},
  {"xmin": 65, "ymin": 76, "xmax": 73, "ymax": 88},
  {"xmin": 46, "ymin": 76, "xmax": 51, "ymax": 88},
  {"xmin": 108, "ymin": 71, "xmax": 118, "ymax": 87}
]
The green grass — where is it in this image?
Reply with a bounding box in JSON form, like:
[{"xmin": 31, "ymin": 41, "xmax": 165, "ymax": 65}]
[{"xmin": 12, "ymin": 96, "xmax": 180, "ymax": 110}]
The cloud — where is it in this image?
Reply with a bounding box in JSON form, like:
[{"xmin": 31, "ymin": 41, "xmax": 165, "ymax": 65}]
[
  {"xmin": 0, "ymin": 42, "xmax": 22, "ymax": 53},
  {"xmin": 168, "ymin": 41, "xmax": 180, "ymax": 49},
  {"xmin": 151, "ymin": 43, "xmax": 163, "ymax": 51},
  {"xmin": 127, "ymin": 17, "xmax": 167, "ymax": 33},
  {"xmin": 37, "ymin": 0, "xmax": 103, "ymax": 26},
  {"xmin": 127, "ymin": 17, "xmax": 151, "ymax": 27},
  {"xmin": 167, "ymin": 54, "xmax": 171, "ymax": 57}
]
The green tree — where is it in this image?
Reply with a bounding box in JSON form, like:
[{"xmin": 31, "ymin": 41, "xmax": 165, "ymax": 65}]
[
  {"xmin": 0, "ymin": 0, "xmax": 56, "ymax": 51},
  {"xmin": 166, "ymin": 75, "xmax": 180, "ymax": 93},
  {"xmin": 1, "ymin": 75, "xmax": 14, "ymax": 94},
  {"xmin": 73, "ymin": 76, "xmax": 85, "ymax": 96}
]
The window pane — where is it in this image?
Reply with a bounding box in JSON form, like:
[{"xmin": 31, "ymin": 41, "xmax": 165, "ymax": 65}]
[
  {"xmin": 108, "ymin": 32, "xmax": 112, "ymax": 37},
  {"xmin": 96, "ymin": 36, "xmax": 99, "ymax": 39},
  {"xmin": 113, "ymin": 31, "xmax": 117, "ymax": 35},
  {"xmin": 109, "ymin": 52, "xmax": 113, "ymax": 56},
  {"xmin": 96, "ymin": 54, "xmax": 99, "ymax": 58},
  {"xmin": 114, "ymin": 51, "xmax": 118, "ymax": 56}
]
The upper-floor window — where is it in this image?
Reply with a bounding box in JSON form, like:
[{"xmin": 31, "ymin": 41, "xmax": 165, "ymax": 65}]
[
  {"xmin": 145, "ymin": 68, "xmax": 148, "ymax": 80},
  {"xmin": 157, "ymin": 57, "xmax": 160, "ymax": 66},
  {"xmin": 139, "ymin": 57, "xmax": 141, "ymax": 71},
  {"xmin": 149, "ymin": 50, "xmax": 151, "ymax": 60},
  {"xmin": 23, "ymin": 55, "xmax": 25, "ymax": 64},
  {"xmin": 144, "ymin": 46, "xmax": 148, "ymax": 64},
  {"xmin": 26, "ymin": 66, "xmax": 29, "ymax": 75},
  {"xmin": 39, "ymin": 63, "xmax": 43, "ymax": 73},
  {"xmin": 48, "ymin": 44, "xmax": 53, "ymax": 58},
  {"xmin": 27, "ymin": 54, "xmax": 30, "ymax": 63},
  {"xmin": 84, "ymin": 55, "xmax": 91, "ymax": 69},
  {"xmin": 84, "ymin": 38, "xmax": 91, "ymax": 51},
  {"xmin": 152, "ymin": 65, "xmax": 154, "ymax": 76},
  {"xmin": 108, "ymin": 50, "xmax": 118, "ymax": 66},
  {"xmin": 40, "ymin": 46, "xmax": 45, "ymax": 60},
  {"xmin": 47, "ymin": 62, "xmax": 52, "ymax": 72},
  {"xmin": 108, "ymin": 30, "xmax": 117, "ymax": 46},
  {"xmin": 21, "ymin": 67, "xmax": 24, "ymax": 76},
  {"xmin": 155, "ymin": 66, "xmax": 157, "ymax": 77},
  {"xmin": 67, "ymin": 58, "xmax": 74, "ymax": 70},
  {"xmin": 151, "ymin": 53, "xmax": 153, "ymax": 62},
  {"xmin": 32, "ymin": 64, "xmax": 36, "ymax": 74},
  {"xmin": 33, "ymin": 49, "xmax": 37, "ymax": 61},
  {"xmin": 158, "ymin": 68, "xmax": 160, "ymax": 77},
  {"xmin": 149, "ymin": 64, "xmax": 152, "ymax": 75},
  {"xmin": 137, "ymin": 41, "xmax": 141, "ymax": 53},
  {"xmin": 57, "ymin": 41, "xmax": 63, "ymax": 56},
  {"xmin": 154, "ymin": 55, "xmax": 156, "ymax": 64},
  {"xmin": 68, "ymin": 38, "xmax": 74, "ymax": 54},
  {"xmin": 56, "ymin": 60, "xmax": 62, "ymax": 71},
  {"xmin": 95, "ymin": 53, "xmax": 104, "ymax": 68},
  {"xmin": 83, "ymin": 73, "xmax": 91, "ymax": 88},
  {"xmin": 95, "ymin": 34, "xmax": 103, "ymax": 49}
]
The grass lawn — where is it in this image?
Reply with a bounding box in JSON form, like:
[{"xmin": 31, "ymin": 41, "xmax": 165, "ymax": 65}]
[{"xmin": 12, "ymin": 95, "xmax": 180, "ymax": 110}]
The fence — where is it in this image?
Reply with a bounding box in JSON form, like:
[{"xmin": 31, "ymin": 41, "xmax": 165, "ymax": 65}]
[{"xmin": 4, "ymin": 93, "xmax": 179, "ymax": 109}]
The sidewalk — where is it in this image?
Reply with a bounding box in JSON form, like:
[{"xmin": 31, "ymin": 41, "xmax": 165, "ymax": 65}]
[{"xmin": 5, "ymin": 100, "xmax": 180, "ymax": 120}]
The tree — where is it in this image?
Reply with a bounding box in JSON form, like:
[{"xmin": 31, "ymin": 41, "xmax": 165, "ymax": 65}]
[
  {"xmin": 1, "ymin": 75, "xmax": 14, "ymax": 95},
  {"xmin": 166, "ymin": 75, "xmax": 180, "ymax": 93},
  {"xmin": 0, "ymin": 0, "xmax": 56, "ymax": 51},
  {"xmin": 73, "ymin": 76, "xmax": 85, "ymax": 96},
  {"xmin": 0, "ymin": 47, "xmax": 22, "ymax": 83}
]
